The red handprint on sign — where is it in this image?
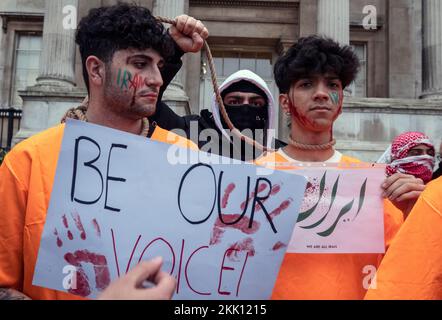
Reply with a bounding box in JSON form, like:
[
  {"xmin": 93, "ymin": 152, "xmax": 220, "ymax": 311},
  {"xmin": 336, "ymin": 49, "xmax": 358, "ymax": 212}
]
[
  {"xmin": 53, "ymin": 211, "xmax": 110, "ymax": 297},
  {"xmin": 210, "ymin": 180, "xmax": 293, "ymax": 254}
]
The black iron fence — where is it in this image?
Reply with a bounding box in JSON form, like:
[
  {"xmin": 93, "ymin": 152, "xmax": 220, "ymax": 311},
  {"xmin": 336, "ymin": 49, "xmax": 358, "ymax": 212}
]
[{"xmin": 0, "ymin": 108, "xmax": 22, "ymax": 151}]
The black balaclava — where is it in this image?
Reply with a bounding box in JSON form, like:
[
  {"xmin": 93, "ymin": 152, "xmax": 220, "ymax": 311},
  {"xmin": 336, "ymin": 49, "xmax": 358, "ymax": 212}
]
[{"xmin": 220, "ymin": 80, "xmax": 269, "ymax": 132}]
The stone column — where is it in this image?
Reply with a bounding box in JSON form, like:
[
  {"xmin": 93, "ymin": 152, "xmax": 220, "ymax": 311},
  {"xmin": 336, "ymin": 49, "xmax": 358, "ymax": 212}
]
[
  {"xmin": 422, "ymin": 0, "xmax": 442, "ymax": 100},
  {"xmin": 317, "ymin": 0, "xmax": 350, "ymax": 45},
  {"xmin": 317, "ymin": 0, "xmax": 351, "ymax": 95},
  {"xmin": 153, "ymin": 0, "xmax": 190, "ymax": 116},
  {"xmin": 0, "ymin": 17, "xmax": 5, "ymax": 105},
  {"xmin": 14, "ymin": 0, "xmax": 85, "ymax": 144},
  {"xmin": 277, "ymin": 40, "xmax": 295, "ymax": 143},
  {"xmin": 36, "ymin": 0, "xmax": 77, "ymax": 87}
]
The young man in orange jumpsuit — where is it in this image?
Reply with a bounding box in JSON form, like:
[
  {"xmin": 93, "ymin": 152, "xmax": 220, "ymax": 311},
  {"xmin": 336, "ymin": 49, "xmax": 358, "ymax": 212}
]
[
  {"xmin": 0, "ymin": 3, "xmax": 208, "ymax": 300},
  {"xmin": 256, "ymin": 36, "xmax": 425, "ymax": 299}
]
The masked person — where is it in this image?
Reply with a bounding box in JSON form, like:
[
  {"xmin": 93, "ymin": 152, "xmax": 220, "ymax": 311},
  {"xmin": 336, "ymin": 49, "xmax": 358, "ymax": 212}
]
[
  {"xmin": 381, "ymin": 131, "xmax": 436, "ymax": 184},
  {"xmin": 377, "ymin": 131, "xmax": 435, "ymax": 247},
  {"xmin": 150, "ymin": 69, "xmax": 285, "ymax": 161}
]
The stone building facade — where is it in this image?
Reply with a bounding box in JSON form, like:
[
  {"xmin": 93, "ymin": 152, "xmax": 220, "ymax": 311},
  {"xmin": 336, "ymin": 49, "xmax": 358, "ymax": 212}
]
[{"xmin": 0, "ymin": 0, "xmax": 441, "ymax": 161}]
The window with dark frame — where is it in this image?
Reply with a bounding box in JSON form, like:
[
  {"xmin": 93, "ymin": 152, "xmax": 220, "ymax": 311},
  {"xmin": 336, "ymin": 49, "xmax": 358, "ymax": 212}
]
[
  {"xmin": 350, "ymin": 42, "xmax": 367, "ymax": 98},
  {"xmin": 10, "ymin": 32, "xmax": 42, "ymax": 107}
]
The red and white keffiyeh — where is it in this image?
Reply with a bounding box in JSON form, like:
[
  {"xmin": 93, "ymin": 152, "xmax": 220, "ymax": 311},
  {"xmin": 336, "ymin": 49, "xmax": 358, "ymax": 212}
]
[{"xmin": 386, "ymin": 132, "xmax": 435, "ymax": 183}]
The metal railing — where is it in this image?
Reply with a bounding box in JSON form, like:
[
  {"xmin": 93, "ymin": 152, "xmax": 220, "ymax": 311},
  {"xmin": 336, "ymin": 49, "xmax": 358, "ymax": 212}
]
[{"xmin": 0, "ymin": 108, "xmax": 22, "ymax": 151}]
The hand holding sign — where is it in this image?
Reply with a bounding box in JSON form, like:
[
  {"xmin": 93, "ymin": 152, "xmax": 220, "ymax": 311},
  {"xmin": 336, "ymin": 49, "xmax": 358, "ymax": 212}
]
[{"xmin": 98, "ymin": 257, "xmax": 176, "ymax": 300}]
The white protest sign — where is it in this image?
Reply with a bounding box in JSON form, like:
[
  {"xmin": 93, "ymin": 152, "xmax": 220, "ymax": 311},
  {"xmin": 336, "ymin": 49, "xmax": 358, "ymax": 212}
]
[
  {"xmin": 271, "ymin": 163, "xmax": 386, "ymax": 254},
  {"xmin": 33, "ymin": 120, "xmax": 307, "ymax": 299}
]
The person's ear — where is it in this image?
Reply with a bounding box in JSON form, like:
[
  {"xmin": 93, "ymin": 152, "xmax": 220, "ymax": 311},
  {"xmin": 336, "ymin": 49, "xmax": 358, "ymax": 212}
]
[
  {"xmin": 279, "ymin": 93, "xmax": 292, "ymax": 116},
  {"xmin": 86, "ymin": 56, "xmax": 106, "ymax": 87}
]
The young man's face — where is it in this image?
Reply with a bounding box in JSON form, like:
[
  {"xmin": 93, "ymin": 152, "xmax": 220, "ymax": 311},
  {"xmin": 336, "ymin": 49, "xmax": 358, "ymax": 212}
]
[
  {"xmin": 103, "ymin": 48, "xmax": 164, "ymax": 119},
  {"xmin": 280, "ymin": 73, "xmax": 343, "ymax": 132}
]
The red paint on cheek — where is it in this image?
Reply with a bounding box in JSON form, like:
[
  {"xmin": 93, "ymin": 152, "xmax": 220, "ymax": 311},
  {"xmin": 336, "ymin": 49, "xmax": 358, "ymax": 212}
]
[
  {"xmin": 291, "ymin": 102, "xmax": 314, "ymax": 128},
  {"xmin": 128, "ymin": 73, "xmax": 148, "ymax": 91},
  {"xmin": 295, "ymin": 113, "xmax": 311, "ymax": 127},
  {"xmin": 130, "ymin": 81, "xmax": 138, "ymax": 107}
]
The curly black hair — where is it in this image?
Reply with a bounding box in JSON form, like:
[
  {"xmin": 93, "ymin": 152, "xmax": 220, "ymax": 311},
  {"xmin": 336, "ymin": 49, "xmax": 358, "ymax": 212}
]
[
  {"xmin": 76, "ymin": 3, "xmax": 176, "ymax": 93},
  {"xmin": 274, "ymin": 36, "xmax": 360, "ymax": 93}
]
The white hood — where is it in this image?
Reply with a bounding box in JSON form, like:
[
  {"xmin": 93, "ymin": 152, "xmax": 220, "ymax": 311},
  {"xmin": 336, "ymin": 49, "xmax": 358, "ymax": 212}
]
[{"xmin": 210, "ymin": 69, "xmax": 276, "ymax": 149}]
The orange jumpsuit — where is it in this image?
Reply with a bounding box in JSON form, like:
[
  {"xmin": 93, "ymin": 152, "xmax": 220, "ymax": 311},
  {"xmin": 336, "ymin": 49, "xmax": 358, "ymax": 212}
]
[{"xmin": 365, "ymin": 177, "xmax": 442, "ymax": 299}]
